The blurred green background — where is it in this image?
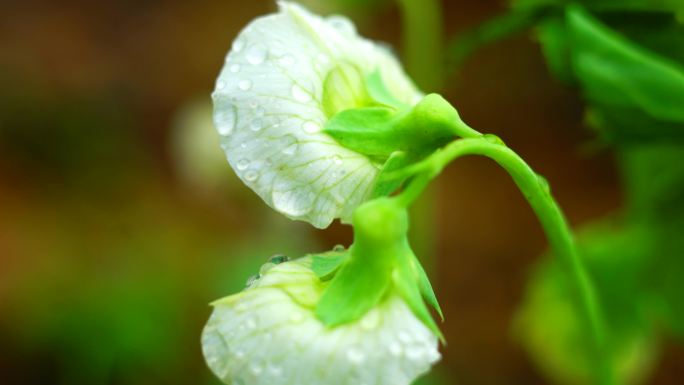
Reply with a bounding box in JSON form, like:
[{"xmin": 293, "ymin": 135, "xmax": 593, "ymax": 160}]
[{"xmin": 1, "ymin": 0, "xmax": 683, "ymax": 384}]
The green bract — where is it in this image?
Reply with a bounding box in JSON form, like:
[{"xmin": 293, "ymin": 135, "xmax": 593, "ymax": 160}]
[{"xmin": 213, "ymin": 1, "xmax": 473, "ymax": 228}]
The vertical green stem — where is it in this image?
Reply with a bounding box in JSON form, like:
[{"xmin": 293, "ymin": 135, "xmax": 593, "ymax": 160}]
[
  {"xmin": 392, "ymin": 138, "xmax": 615, "ymax": 385},
  {"xmin": 395, "ymin": 0, "xmax": 444, "ymax": 274},
  {"xmin": 396, "ymin": 0, "xmax": 443, "ymax": 91}
]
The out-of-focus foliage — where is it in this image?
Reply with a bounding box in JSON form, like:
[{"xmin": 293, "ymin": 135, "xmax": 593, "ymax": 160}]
[{"xmin": 511, "ymin": 1, "xmax": 684, "ymax": 384}]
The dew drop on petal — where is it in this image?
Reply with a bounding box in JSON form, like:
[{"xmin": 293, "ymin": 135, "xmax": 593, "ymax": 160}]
[
  {"xmin": 216, "ymin": 80, "xmax": 226, "ymax": 90},
  {"xmin": 250, "ymin": 118, "xmax": 263, "ymax": 131},
  {"xmin": 245, "ymin": 170, "xmax": 259, "ymax": 182},
  {"xmin": 388, "ymin": 341, "xmax": 403, "ymax": 356},
  {"xmin": 232, "ymin": 38, "xmax": 245, "ymax": 53},
  {"xmin": 237, "ymin": 159, "xmax": 250, "ymax": 171},
  {"xmin": 291, "ymin": 84, "xmax": 312, "ymax": 102},
  {"xmin": 302, "ymin": 120, "xmax": 321, "ymax": 133},
  {"xmin": 214, "ymin": 104, "xmax": 237, "ymax": 136},
  {"xmin": 327, "ymin": 15, "xmax": 356, "ymax": 35},
  {"xmin": 333, "ymin": 244, "xmax": 345, "ymax": 252},
  {"xmin": 331, "ymin": 154, "xmax": 343, "ymax": 165},
  {"xmin": 246, "ymin": 44, "xmax": 268, "ymax": 65},
  {"xmin": 238, "ymin": 79, "xmax": 252, "ymax": 91}
]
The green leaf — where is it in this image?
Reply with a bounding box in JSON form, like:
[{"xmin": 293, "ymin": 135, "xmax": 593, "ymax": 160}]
[
  {"xmin": 311, "ymin": 251, "xmax": 349, "ymax": 281},
  {"xmin": 567, "ymin": 5, "xmax": 684, "ymax": 123}
]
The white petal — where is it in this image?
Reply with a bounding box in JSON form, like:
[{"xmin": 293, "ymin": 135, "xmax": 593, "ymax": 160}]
[
  {"xmin": 213, "ymin": 2, "xmax": 421, "ymax": 228},
  {"xmin": 202, "ymin": 257, "xmax": 440, "ymax": 385}
]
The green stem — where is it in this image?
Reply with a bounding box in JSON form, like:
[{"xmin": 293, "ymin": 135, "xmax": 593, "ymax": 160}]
[
  {"xmin": 396, "ymin": 0, "xmax": 443, "ymax": 90},
  {"xmin": 391, "ymin": 137, "xmax": 615, "ymax": 385}
]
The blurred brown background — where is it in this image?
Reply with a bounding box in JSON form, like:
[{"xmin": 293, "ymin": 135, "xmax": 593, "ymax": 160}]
[{"xmin": 1, "ymin": 0, "xmax": 682, "ymax": 384}]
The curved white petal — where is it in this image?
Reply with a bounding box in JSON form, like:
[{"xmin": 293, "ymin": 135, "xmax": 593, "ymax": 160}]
[
  {"xmin": 213, "ymin": 1, "xmax": 421, "ymax": 228},
  {"xmin": 202, "ymin": 257, "xmax": 440, "ymax": 385}
]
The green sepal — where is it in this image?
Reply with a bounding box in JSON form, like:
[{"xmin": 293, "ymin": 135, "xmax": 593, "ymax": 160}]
[
  {"xmin": 411, "ymin": 253, "xmax": 444, "ymax": 321},
  {"xmin": 324, "ymin": 94, "xmax": 465, "ymax": 160},
  {"xmin": 311, "ymin": 251, "xmax": 349, "ymax": 281},
  {"xmin": 315, "ymin": 245, "xmax": 392, "ymax": 327},
  {"xmin": 394, "ymin": 251, "xmax": 444, "ymax": 342},
  {"xmin": 370, "ymin": 151, "xmax": 411, "ymax": 199}
]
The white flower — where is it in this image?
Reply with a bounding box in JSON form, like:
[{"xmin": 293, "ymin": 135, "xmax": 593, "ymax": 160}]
[
  {"xmin": 202, "ymin": 256, "xmax": 440, "ymax": 385},
  {"xmin": 212, "ymin": 1, "xmax": 422, "ymax": 228}
]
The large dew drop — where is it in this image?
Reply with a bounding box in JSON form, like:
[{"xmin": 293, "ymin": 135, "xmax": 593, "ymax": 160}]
[
  {"xmin": 214, "ymin": 102, "xmax": 237, "ymax": 136},
  {"xmin": 246, "ymin": 44, "xmax": 268, "ymax": 65}
]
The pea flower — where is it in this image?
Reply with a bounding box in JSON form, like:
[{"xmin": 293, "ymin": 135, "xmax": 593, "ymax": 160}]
[
  {"xmin": 212, "ymin": 1, "xmax": 435, "ymax": 228},
  {"xmin": 202, "ymin": 255, "xmax": 440, "ymax": 385}
]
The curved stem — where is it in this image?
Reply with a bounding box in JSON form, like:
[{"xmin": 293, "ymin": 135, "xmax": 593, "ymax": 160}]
[{"xmin": 390, "ymin": 137, "xmax": 616, "ymax": 385}]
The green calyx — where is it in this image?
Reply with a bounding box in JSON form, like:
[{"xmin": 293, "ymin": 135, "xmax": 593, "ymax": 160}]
[
  {"xmin": 324, "ymin": 93, "xmax": 468, "ymax": 161},
  {"xmin": 313, "ymin": 197, "xmax": 443, "ymax": 339},
  {"xmin": 322, "ymin": 63, "xmax": 477, "ymax": 164}
]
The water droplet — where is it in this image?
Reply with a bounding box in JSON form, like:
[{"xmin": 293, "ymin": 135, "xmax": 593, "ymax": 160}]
[
  {"xmin": 232, "ymin": 38, "xmax": 245, "ymax": 53},
  {"xmin": 405, "ymin": 345, "xmax": 425, "ymax": 362},
  {"xmin": 237, "ymin": 159, "xmax": 250, "ymax": 170},
  {"xmin": 230, "ymin": 64, "xmax": 240, "ymax": 73},
  {"xmin": 291, "ymin": 84, "xmax": 312, "ymax": 102},
  {"xmin": 214, "ymin": 104, "xmax": 237, "ymax": 136},
  {"xmin": 246, "ymin": 44, "xmax": 268, "ymax": 65},
  {"xmin": 388, "ymin": 341, "xmax": 403, "ymax": 356},
  {"xmin": 216, "ymin": 80, "xmax": 226, "ymax": 90},
  {"xmin": 332, "ymin": 244, "xmax": 345, "ymax": 252},
  {"xmin": 240, "ymin": 142, "xmax": 248, "ymax": 149},
  {"xmin": 269, "ymin": 254, "xmax": 289, "ymax": 264},
  {"xmin": 259, "ymin": 262, "xmax": 275, "ymax": 275},
  {"xmin": 280, "ymin": 134, "xmax": 298, "ymax": 155},
  {"xmin": 346, "ymin": 347, "xmax": 365, "ymax": 364},
  {"xmin": 238, "ymin": 79, "xmax": 252, "ymax": 90},
  {"xmin": 272, "ymin": 184, "xmax": 311, "ymax": 217},
  {"xmin": 327, "ymin": 15, "xmax": 356, "ymax": 35},
  {"xmin": 244, "ymin": 170, "xmax": 259, "ymax": 182},
  {"xmin": 245, "ymin": 274, "xmax": 260, "ymax": 287},
  {"xmin": 483, "ymin": 133, "xmax": 505, "ymax": 145},
  {"xmin": 331, "ymin": 155, "xmax": 343, "ymax": 165},
  {"xmin": 301, "ymin": 120, "xmax": 321, "ymax": 134},
  {"xmin": 278, "ymin": 55, "xmax": 296, "ymax": 66},
  {"xmin": 250, "ymin": 118, "xmax": 263, "ymax": 131}
]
